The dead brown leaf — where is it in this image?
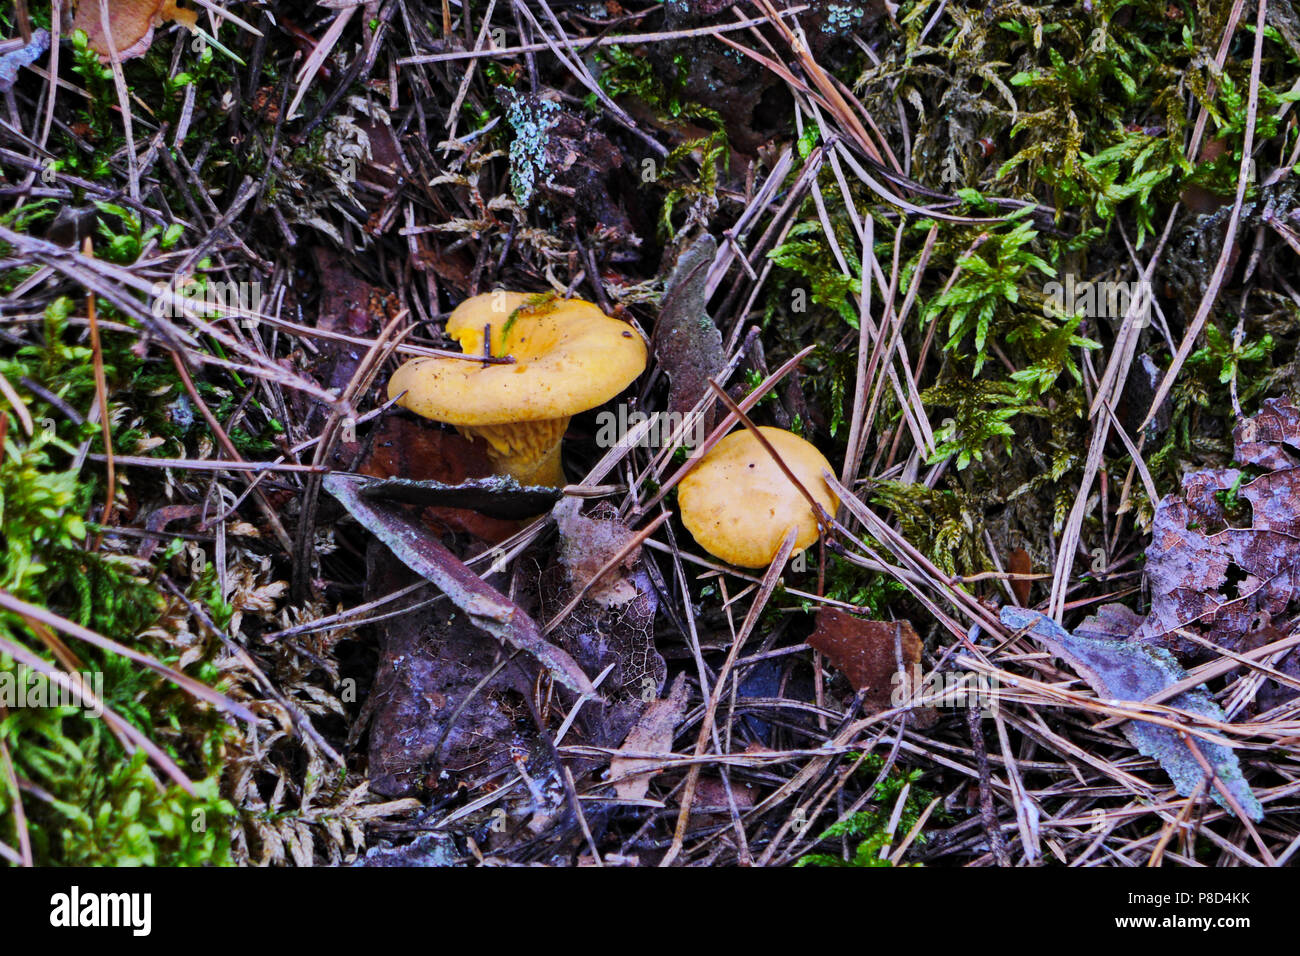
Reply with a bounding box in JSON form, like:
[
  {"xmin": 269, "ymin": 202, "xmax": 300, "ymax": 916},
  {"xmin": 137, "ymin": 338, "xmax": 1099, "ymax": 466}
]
[
  {"xmin": 653, "ymin": 235, "xmax": 724, "ymax": 431},
  {"xmin": 690, "ymin": 775, "xmax": 756, "ymax": 819},
  {"xmin": 806, "ymin": 609, "xmax": 923, "ymax": 714},
  {"xmin": 1008, "ymin": 547, "xmax": 1032, "ymax": 606},
  {"xmin": 324, "ymin": 472, "xmax": 595, "ymax": 699},
  {"xmin": 610, "ymin": 673, "xmax": 689, "ymax": 802},
  {"xmin": 67, "ymin": 0, "xmax": 196, "ymax": 61},
  {"xmin": 362, "ymin": 541, "xmax": 535, "ymax": 797},
  {"xmin": 1003, "ymin": 606, "xmax": 1264, "ymax": 821},
  {"xmin": 554, "ymin": 497, "xmax": 641, "ymax": 607},
  {"xmin": 545, "ymin": 500, "xmax": 665, "ymax": 707},
  {"xmin": 1137, "ymin": 398, "xmax": 1300, "ymax": 661},
  {"xmin": 358, "ymin": 417, "xmax": 520, "ymax": 543}
]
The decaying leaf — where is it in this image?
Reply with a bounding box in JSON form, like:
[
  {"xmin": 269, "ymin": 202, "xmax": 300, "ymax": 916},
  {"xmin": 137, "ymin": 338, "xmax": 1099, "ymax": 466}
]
[
  {"xmin": 534, "ymin": 500, "xmax": 665, "ymax": 758},
  {"xmin": 1179, "ymin": 136, "xmax": 1234, "ymax": 216},
  {"xmin": 653, "ymin": 234, "xmax": 724, "ymax": 431},
  {"xmin": 0, "ymin": 29, "xmax": 49, "ymax": 92},
  {"xmin": 362, "ymin": 541, "xmax": 536, "ymax": 797},
  {"xmin": 1074, "ymin": 603, "xmax": 1147, "ymax": 642},
  {"xmin": 360, "ymin": 474, "xmax": 562, "ymax": 521},
  {"xmin": 357, "ymin": 417, "xmax": 523, "ymax": 543},
  {"xmin": 554, "ymin": 497, "xmax": 641, "ymax": 606},
  {"xmin": 358, "ymin": 832, "xmax": 463, "ymax": 867},
  {"xmin": 690, "ymin": 775, "xmax": 757, "ymax": 822},
  {"xmin": 1001, "ymin": 606, "xmax": 1264, "ymax": 821},
  {"xmin": 807, "ymin": 609, "xmax": 926, "ymax": 716},
  {"xmin": 610, "ymin": 673, "xmax": 689, "ymax": 802},
  {"xmin": 1008, "ymin": 547, "xmax": 1033, "ymax": 606},
  {"xmin": 67, "ymin": 0, "xmax": 197, "ymax": 61},
  {"xmin": 1136, "ymin": 397, "xmax": 1300, "ymax": 662},
  {"xmin": 546, "ymin": 499, "xmax": 665, "ymax": 706},
  {"xmin": 299, "ymin": 247, "xmax": 400, "ymax": 449},
  {"xmin": 324, "ymin": 472, "xmax": 595, "ymax": 697}
]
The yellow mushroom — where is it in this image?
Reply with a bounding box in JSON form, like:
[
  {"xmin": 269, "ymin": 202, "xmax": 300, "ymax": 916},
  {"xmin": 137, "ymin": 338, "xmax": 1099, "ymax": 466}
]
[
  {"xmin": 387, "ymin": 292, "xmax": 647, "ymax": 487},
  {"xmin": 678, "ymin": 426, "xmax": 838, "ymax": 568}
]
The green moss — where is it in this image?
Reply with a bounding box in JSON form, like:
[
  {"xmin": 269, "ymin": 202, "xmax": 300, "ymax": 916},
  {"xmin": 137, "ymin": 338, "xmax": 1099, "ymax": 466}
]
[
  {"xmin": 795, "ymin": 752, "xmax": 943, "ymax": 867},
  {"xmin": 0, "ymin": 298, "xmax": 237, "ymax": 866},
  {"xmin": 596, "ymin": 44, "xmax": 730, "ymax": 236}
]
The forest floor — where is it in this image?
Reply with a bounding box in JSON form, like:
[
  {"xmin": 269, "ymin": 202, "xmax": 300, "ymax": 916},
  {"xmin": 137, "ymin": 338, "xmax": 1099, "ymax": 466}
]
[{"xmin": 1, "ymin": 0, "xmax": 1299, "ymax": 867}]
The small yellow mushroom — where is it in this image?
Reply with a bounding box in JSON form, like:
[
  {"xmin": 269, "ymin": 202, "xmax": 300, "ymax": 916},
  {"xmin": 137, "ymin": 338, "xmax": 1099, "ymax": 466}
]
[
  {"xmin": 678, "ymin": 426, "xmax": 838, "ymax": 568},
  {"xmin": 387, "ymin": 292, "xmax": 647, "ymax": 487}
]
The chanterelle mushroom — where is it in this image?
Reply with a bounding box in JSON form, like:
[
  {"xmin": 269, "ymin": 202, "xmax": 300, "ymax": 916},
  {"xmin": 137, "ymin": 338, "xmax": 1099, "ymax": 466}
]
[
  {"xmin": 387, "ymin": 292, "xmax": 647, "ymax": 487},
  {"xmin": 678, "ymin": 426, "xmax": 838, "ymax": 568}
]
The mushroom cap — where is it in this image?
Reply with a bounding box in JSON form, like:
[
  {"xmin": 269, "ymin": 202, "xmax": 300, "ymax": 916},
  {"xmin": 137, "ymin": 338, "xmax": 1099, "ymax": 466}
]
[
  {"xmin": 678, "ymin": 426, "xmax": 838, "ymax": 568},
  {"xmin": 387, "ymin": 292, "xmax": 647, "ymax": 426}
]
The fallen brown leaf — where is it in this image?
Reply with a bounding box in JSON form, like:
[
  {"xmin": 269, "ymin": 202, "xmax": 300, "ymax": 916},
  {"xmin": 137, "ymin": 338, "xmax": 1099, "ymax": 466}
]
[
  {"xmin": 1003, "ymin": 606, "xmax": 1263, "ymax": 821},
  {"xmin": 543, "ymin": 500, "xmax": 665, "ymax": 749},
  {"xmin": 653, "ymin": 235, "xmax": 724, "ymax": 432},
  {"xmin": 362, "ymin": 542, "xmax": 535, "ymax": 797},
  {"xmin": 690, "ymin": 775, "xmax": 756, "ymax": 818},
  {"xmin": 554, "ymin": 497, "xmax": 642, "ymax": 607},
  {"xmin": 1137, "ymin": 398, "xmax": 1300, "ymax": 660},
  {"xmin": 1008, "ymin": 547, "xmax": 1032, "ymax": 606},
  {"xmin": 68, "ymin": 0, "xmax": 196, "ymax": 61},
  {"xmin": 610, "ymin": 673, "xmax": 689, "ymax": 802},
  {"xmin": 359, "ymin": 417, "xmax": 521, "ymax": 543},
  {"xmin": 807, "ymin": 609, "xmax": 923, "ymax": 715},
  {"xmin": 324, "ymin": 472, "xmax": 595, "ymax": 698}
]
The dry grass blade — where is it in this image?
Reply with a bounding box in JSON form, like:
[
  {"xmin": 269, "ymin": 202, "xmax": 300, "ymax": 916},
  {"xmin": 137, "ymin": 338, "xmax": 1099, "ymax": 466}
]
[
  {"xmin": 83, "ymin": 237, "xmax": 116, "ymax": 540},
  {"xmin": 286, "ymin": 6, "xmax": 356, "ymax": 121},
  {"xmin": 1140, "ymin": 0, "xmax": 1267, "ymax": 430},
  {"xmin": 659, "ymin": 526, "xmax": 799, "ymax": 867},
  {"xmin": 0, "ymin": 370, "xmax": 34, "ymax": 437},
  {"xmin": 95, "ymin": 0, "xmax": 139, "ymax": 203},
  {"xmin": 189, "ymin": 0, "xmax": 263, "ymax": 37},
  {"xmin": 1048, "ymin": 212, "xmax": 1180, "ymax": 618},
  {"xmin": 0, "ymin": 723, "xmax": 31, "ymax": 866},
  {"xmin": 827, "ymin": 470, "xmax": 1000, "ymax": 637},
  {"xmin": 0, "ymin": 588, "xmax": 255, "ymax": 724},
  {"xmin": 396, "ymin": 6, "xmax": 810, "ymax": 65}
]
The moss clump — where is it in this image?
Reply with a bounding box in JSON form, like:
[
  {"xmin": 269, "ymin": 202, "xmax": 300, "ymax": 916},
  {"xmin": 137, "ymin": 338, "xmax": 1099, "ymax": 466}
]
[
  {"xmin": 0, "ymin": 297, "xmax": 237, "ymax": 866},
  {"xmin": 795, "ymin": 752, "xmax": 943, "ymax": 867}
]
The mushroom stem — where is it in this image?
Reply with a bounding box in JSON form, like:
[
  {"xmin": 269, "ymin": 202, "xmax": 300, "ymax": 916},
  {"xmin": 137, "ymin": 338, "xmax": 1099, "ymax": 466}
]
[{"xmin": 458, "ymin": 417, "xmax": 569, "ymax": 487}]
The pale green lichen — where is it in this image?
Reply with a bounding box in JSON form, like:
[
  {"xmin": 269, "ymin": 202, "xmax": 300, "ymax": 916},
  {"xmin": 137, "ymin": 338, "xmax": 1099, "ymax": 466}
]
[
  {"xmin": 823, "ymin": 3, "xmax": 869, "ymax": 34},
  {"xmin": 505, "ymin": 93, "xmax": 560, "ymax": 207}
]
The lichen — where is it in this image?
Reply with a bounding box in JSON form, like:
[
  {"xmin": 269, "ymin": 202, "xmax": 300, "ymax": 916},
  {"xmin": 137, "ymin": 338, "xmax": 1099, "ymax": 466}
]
[
  {"xmin": 822, "ymin": 3, "xmax": 869, "ymax": 34},
  {"xmin": 504, "ymin": 92, "xmax": 561, "ymax": 208}
]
